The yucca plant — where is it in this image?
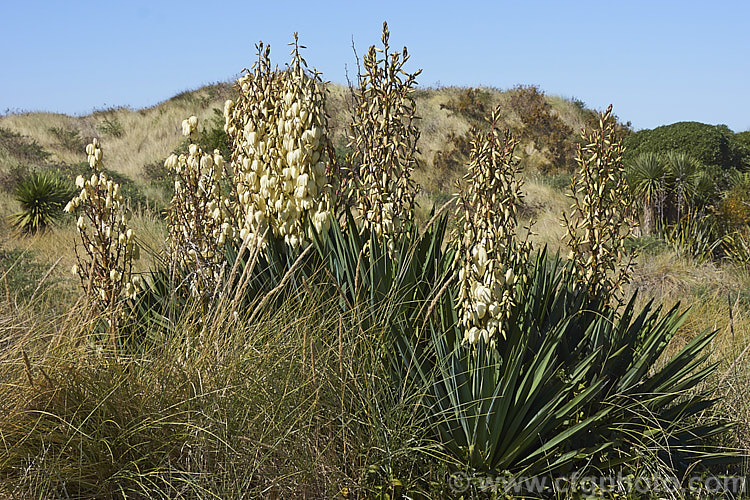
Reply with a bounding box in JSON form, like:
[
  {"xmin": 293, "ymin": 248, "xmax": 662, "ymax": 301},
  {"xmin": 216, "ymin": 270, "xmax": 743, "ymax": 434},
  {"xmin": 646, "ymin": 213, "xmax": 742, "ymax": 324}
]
[
  {"xmin": 304, "ymin": 206, "xmax": 735, "ymax": 484},
  {"xmin": 392, "ymin": 247, "xmax": 735, "ymax": 484},
  {"xmin": 10, "ymin": 171, "xmax": 74, "ymax": 233},
  {"xmin": 563, "ymin": 104, "xmax": 637, "ymax": 304},
  {"xmin": 112, "ymin": 25, "xmax": 736, "ymax": 496}
]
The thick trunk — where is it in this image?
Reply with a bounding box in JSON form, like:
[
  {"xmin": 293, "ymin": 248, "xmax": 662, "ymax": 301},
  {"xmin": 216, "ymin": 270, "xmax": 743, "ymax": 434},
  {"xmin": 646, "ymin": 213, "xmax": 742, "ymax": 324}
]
[{"xmin": 643, "ymin": 203, "xmax": 654, "ymax": 236}]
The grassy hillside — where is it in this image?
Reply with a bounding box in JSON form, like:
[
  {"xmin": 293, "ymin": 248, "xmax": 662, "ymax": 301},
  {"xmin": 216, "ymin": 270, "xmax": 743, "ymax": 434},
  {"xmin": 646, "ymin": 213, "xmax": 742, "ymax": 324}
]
[
  {"xmin": 0, "ymin": 82, "xmax": 582, "ymax": 263},
  {"xmin": 0, "ymin": 83, "xmax": 589, "ymax": 186}
]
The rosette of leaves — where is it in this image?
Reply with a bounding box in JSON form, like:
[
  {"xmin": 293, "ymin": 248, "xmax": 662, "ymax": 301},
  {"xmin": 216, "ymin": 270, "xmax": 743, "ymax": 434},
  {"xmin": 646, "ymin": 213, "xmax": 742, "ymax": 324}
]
[
  {"xmin": 347, "ymin": 22, "xmax": 421, "ymax": 250},
  {"xmin": 11, "ymin": 171, "xmax": 75, "ymax": 233},
  {"xmin": 453, "ymin": 105, "xmax": 532, "ymax": 345},
  {"xmin": 403, "ymin": 248, "xmax": 736, "ymax": 482},
  {"xmin": 224, "ymin": 34, "xmax": 333, "ymax": 250},
  {"xmin": 165, "ymin": 116, "xmax": 234, "ymax": 300},
  {"xmin": 562, "ymin": 104, "xmax": 637, "ymax": 303}
]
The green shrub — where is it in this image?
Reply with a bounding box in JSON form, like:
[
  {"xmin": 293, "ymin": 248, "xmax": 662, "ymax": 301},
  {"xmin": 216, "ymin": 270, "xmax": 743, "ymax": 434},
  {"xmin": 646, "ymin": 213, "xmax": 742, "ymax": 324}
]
[
  {"xmin": 200, "ymin": 108, "xmax": 230, "ymax": 158},
  {"xmin": 176, "ymin": 107, "xmax": 231, "ymax": 159},
  {"xmin": 439, "ymin": 87, "xmax": 491, "ymax": 123},
  {"xmin": 98, "ymin": 115, "xmax": 124, "ymax": 138},
  {"xmin": 0, "ymin": 127, "xmax": 51, "ymax": 164},
  {"xmin": 540, "ymin": 171, "xmax": 573, "ymax": 191},
  {"xmin": 624, "ymin": 234, "xmax": 666, "ymax": 255},
  {"xmin": 48, "ymin": 126, "xmax": 86, "ymax": 152},
  {"xmin": 432, "ymin": 130, "xmax": 473, "ymax": 190},
  {"xmin": 624, "ymin": 122, "xmax": 750, "ymax": 171},
  {"xmin": 0, "ymin": 164, "xmax": 31, "ymax": 192},
  {"xmin": 718, "ymin": 175, "xmax": 750, "ymax": 229},
  {"xmin": 10, "ymin": 172, "xmax": 75, "ymax": 233},
  {"xmin": 737, "ymin": 130, "xmax": 750, "ymax": 150},
  {"xmin": 52, "ymin": 162, "xmax": 148, "ymax": 209}
]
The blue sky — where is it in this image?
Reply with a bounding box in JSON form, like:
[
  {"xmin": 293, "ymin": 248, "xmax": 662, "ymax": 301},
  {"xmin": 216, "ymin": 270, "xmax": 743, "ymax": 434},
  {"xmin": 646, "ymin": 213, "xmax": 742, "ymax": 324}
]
[{"xmin": 2, "ymin": 1, "xmax": 748, "ymax": 132}]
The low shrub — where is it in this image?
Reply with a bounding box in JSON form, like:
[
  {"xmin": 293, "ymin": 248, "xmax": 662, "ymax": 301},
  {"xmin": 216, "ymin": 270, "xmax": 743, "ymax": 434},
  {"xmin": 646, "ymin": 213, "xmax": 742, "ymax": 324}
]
[
  {"xmin": 509, "ymin": 84, "xmax": 576, "ymax": 173},
  {"xmin": 0, "ymin": 127, "xmax": 51, "ymax": 164},
  {"xmin": 98, "ymin": 115, "xmax": 125, "ymax": 138},
  {"xmin": 48, "ymin": 126, "xmax": 86, "ymax": 152}
]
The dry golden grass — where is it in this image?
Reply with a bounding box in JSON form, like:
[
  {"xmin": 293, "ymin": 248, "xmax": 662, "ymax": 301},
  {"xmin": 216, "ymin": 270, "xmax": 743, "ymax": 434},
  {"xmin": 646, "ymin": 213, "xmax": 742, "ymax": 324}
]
[
  {"xmin": 623, "ymin": 251, "xmax": 750, "ymax": 452},
  {"xmin": 1, "ymin": 83, "xmax": 587, "ymax": 199},
  {"xmin": 546, "ymin": 94, "xmax": 588, "ymax": 133},
  {"xmin": 522, "ymin": 176, "xmax": 569, "ymax": 253},
  {"xmin": 0, "ymin": 84, "xmax": 235, "ymax": 180},
  {"xmin": 414, "ymin": 87, "xmax": 474, "ymax": 168}
]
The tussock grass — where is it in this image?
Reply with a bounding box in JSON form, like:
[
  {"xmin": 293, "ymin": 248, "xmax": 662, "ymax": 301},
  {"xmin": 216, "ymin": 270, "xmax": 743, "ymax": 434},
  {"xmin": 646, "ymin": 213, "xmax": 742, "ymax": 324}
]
[
  {"xmin": 0, "ymin": 198, "xmax": 166, "ymax": 277},
  {"xmin": 0, "ymin": 271, "xmax": 445, "ymax": 498}
]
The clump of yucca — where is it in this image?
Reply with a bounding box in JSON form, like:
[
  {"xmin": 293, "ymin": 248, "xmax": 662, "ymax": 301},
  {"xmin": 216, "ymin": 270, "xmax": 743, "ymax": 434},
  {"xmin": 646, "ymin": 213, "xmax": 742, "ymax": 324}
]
[
  {"xmin": 11, "ymin": 171, "xmax": 74, "ymax": 233},
  {"xmin": 454, "ymin": 106, "xmax": 532, "ymax": 345},
  {"xmin": 347, "ymin": 22, "xmax": 421, "ymax": 247},
  {"xmin": 65, "ymin": 138, "xmax": 141, "ymax": 347},
  {"xmin": 562, "ymin": 105, "xmax": 637, "ymax": 302},
  {"xmin": 165, "ymin": 116, "xmax": 234, "ymax": 298},
  {"xmin": 224, "ymin": 34, "xmax": 333, "ymax": 250}
]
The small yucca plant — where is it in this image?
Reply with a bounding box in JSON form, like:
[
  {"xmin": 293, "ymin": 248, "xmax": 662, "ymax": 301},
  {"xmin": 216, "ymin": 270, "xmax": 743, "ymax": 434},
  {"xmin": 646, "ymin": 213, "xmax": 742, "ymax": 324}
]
[{"xmin": 10, "ymin": 172, "xmax": 74, "ymax": 233}]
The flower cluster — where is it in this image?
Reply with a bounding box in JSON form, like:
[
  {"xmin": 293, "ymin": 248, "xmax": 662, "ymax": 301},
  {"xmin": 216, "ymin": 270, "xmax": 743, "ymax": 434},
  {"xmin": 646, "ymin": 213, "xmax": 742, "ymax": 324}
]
[
  {"xmin": 348, "ymin": 22, "xmax": 421, "ymax": 248},
  {"xmin": 454, "ymin": 106, "xmax": 531, "ymax": 346},
  {"xmin": 86, "ymin": 138, "xmax": 103, "ymax": 168},
  {"xmin": 181, "ymin": 115, "xmax": 199, "ymax": 139},
  {"xmin": 224, "ymin": 35, "xmax": 332, "ymax": 250},
  {"xmin": 562, "ymin": 105, "xmax": 636, "ymax": 303},
  {"xmin": 166, "ymin": 117, "xmax": 233, "ymax": 298},
  {"xmin": 65, "ymin": 140, "xmax": 141, "ymax": 325}
]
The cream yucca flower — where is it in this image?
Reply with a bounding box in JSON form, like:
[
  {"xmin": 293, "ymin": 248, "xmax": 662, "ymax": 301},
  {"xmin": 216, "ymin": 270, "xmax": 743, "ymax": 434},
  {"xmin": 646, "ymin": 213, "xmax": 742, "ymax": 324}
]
[
  {"xmin": 224, "ymin": 34, "xmax": 333, "ymax": 250},
  {"xmin": 347, "ymin": 22, "xmax": 420, "ymax": 250},
  {"xmin": 454, "ymin": 105, "xmax": 532, "ymax": 346},
  {"xmin": 86, "ymin": 138, "xmax": 103, "ymax": 170},
  {"xmin": 182, "ymin": 115, "xmax": 199, "ymax": 138},
  {"xmin": 68, "ymin": 140, "xmax": 141, "ymax": 335},
  {"xmin": 561, "ymin": 105, "xmax": 636, "ymax": 304},
  {"xmin": 167, "ymin": 116, "xmax": 233, "ymax": 298}
]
